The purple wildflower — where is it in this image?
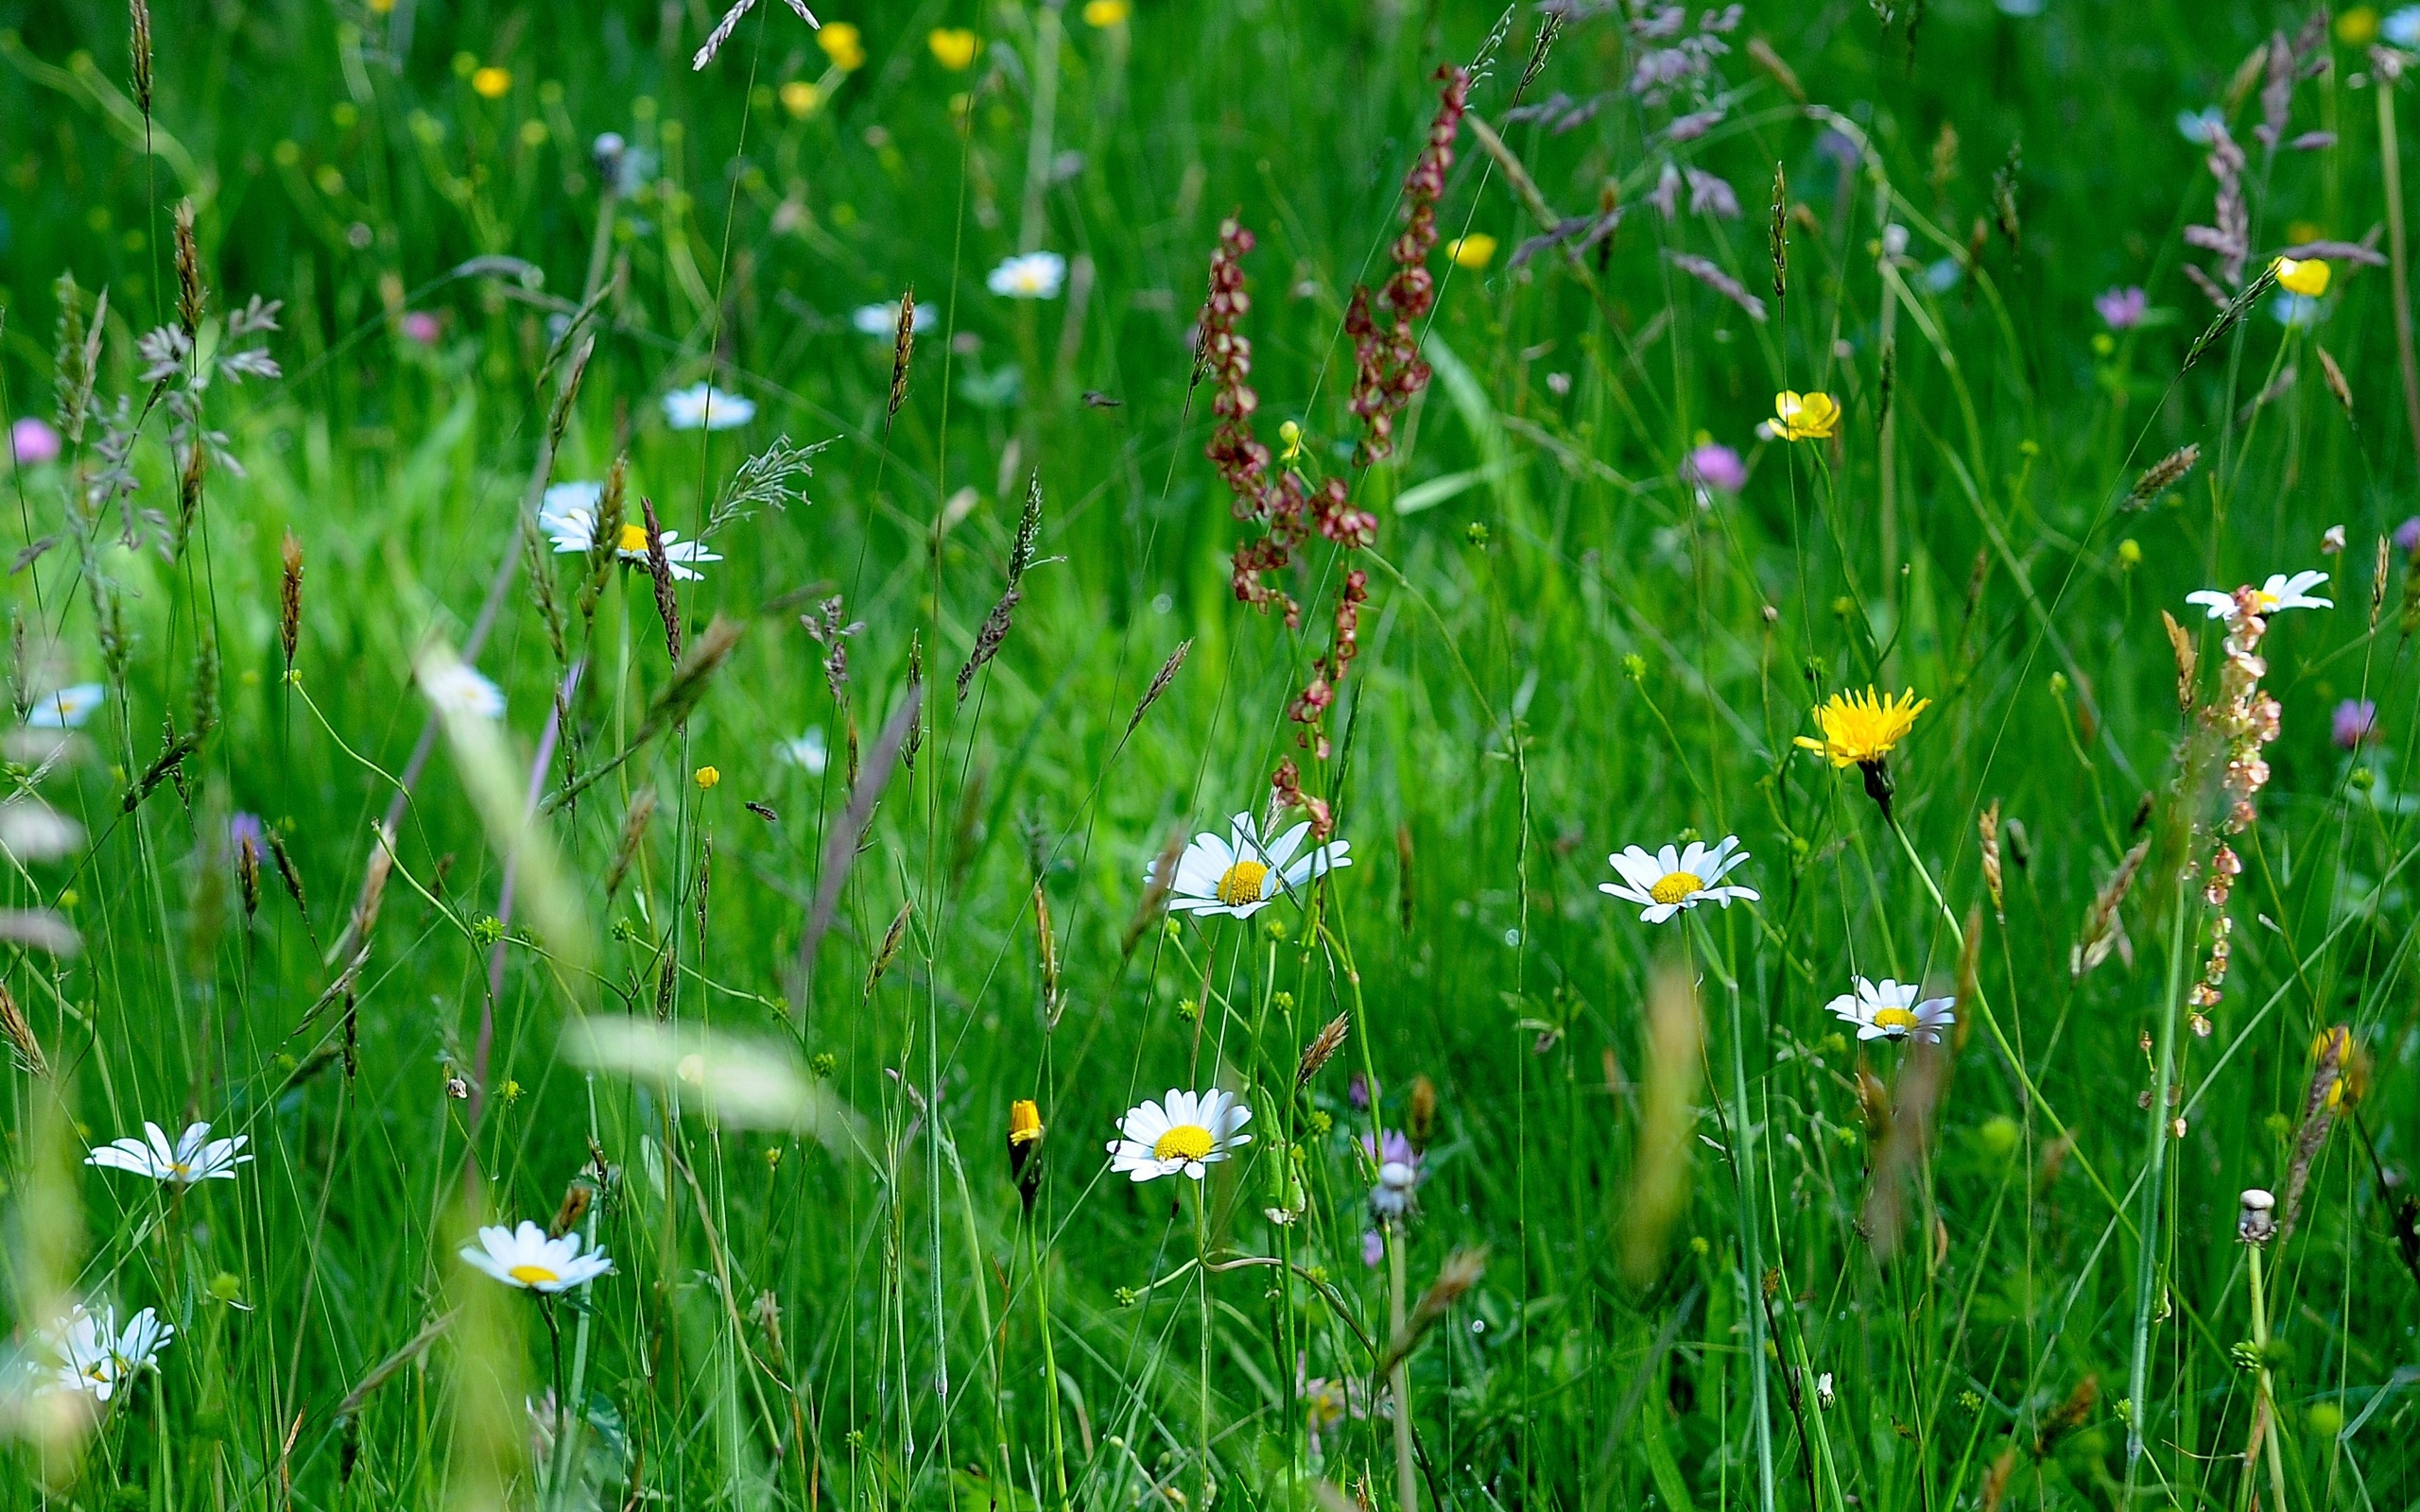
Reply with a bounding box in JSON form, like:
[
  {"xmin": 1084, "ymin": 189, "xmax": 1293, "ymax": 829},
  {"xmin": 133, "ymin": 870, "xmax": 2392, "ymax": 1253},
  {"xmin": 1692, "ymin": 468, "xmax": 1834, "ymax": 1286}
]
[
  {"xmin": 2095, "ymin": 287, "xmax": 2148, "ymax": 330},
  {"xmin": 9, "ymin": 418, "xmax": 60, "ymax": 468},
  {"xmin": 2396, "ymin": 516, "xmax": 2420, "ymax": 555},
  {"xmin": 2334, "ymin": 698, "xmax": 2378, "ymax": 749},
  {"xmin": 1360, "ymin": 1228, "xmax": 1385, "ymax": 1268},
  {"xmin": 1685, "ymin": 442, "xmax": 1746, "ymax": 492}
]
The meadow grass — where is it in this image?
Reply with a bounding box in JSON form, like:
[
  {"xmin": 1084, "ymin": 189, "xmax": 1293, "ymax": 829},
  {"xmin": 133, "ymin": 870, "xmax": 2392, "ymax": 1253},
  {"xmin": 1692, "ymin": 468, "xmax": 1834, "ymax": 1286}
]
[{"xmin": 0, "ymin": 0, "xmax": 2417, "ymax": 1508}]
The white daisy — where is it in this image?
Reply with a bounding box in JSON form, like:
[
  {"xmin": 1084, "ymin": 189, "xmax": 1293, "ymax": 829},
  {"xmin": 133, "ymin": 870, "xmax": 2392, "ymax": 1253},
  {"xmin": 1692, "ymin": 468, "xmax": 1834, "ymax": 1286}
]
[
  {"xmin": 26, "ymin": 683, "xmax": 104, "ymax": 730},
  {"xmin": 1150, "ymin": 812, "xmax": 1352, "ymax": 919},
  {"xmin": 535, "ymin": 485, "xmax": 721, "ymax": 581},
  {"xmin": 2185, "ymin": 569, "xmax": 2333, "ymax": 621},
  {"xmin": 1599, "ymin": 835, "xmax": 1758, "ymax": 923},
  {"xmin": 986, "ymin": 251, "xmax": 1067, "ymax": 301},
  {"xmin": 1824, "ymin": 976, "xmax": 1956, "ymax": 1044},
  {"xmin": 662, "ymin": 381, "xmax": 756, "ymax": 431},
  {"xmin": 40, "ymin": 1304, "xmax": 172, "ymax": 1401},
  {"xmin": 852, "ymin": 301, "xmax": 936, "ymax": 336},
  {"xmin": 778, "ymin": 728, "xmax": 829, "ymax": 775},
  {"xmin": 419, "ymin": 661, "xmax": 507, "ymax": 721},
  {"xmin": 458, "ymin": 1220, "xmax": 615, "ymax": 1294},
  {"xmin": 85, "ymin": 1120, "xmax": 252, "ymax": 1185},
  {"xmin": 2389, "ymin": 5, "xmax": 2420, "ymax": 48},
  {"xmin": 1106, "ymin": 1088, "xmax": 1253, "ymax": 1182}
]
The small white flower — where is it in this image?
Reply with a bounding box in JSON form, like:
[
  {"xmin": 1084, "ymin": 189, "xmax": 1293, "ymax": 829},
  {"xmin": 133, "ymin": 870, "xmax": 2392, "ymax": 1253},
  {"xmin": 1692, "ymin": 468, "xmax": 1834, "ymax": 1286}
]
[
  {"xmin": 459, "ymin": 1220, "xmax": 615, "ymax": 1294},
  {"xmin": 1816, "ymin": 1371, "xmax": 1837, "ymax": 1409},
  {"xmin": 86, "ymin": 1120, "xmax": 252, "ymax": 1185},
  {"xmin": 1825, "ymin": 976, "xmax": 1955, "ymax": 1044},
  {"xmin": 662, "ymin": 381, "xmax": 756, "ymax": 431},
  {"xmin": 419, "ymin": 661, "xmax": 508, "ymax": 721},
  {"xmin": 1107, "ymin": 1089, "xmax": 1253, "ymax": 1182},
  {"xmin": 852, "ymin": 301, "xmax": 936, "ymax": 336},
  {"xmin": 26, "ymin": 683, "xmax": 105, "ymax": 730},
  {"xmin": 2185, "ymin": 569, "xmax": 2333, "ymax": 621},
  {"xmin": 987, "ymin": 251, "xmax": 1067, "ymax": 300},
  {"xmin": 1150, "ymin": 812, "xmax": 1352, "ymax": 919},
  {"xmin": 779, "ymin": 728, "xmax": 829, "ymax": 775},
  {"xmin": 2389, "ymin": 6, "xmax": 2420, "ymax": 48},
  {"xmin": 535, "ymin": 484, "xmax": 721, "ymax": 581},
  {"xmin": 2176, "ymin": 104, "xmax": 2226, "ymax": 145},
  {"xmin": 1599, "ymin": 836, "xmax": 1758, "ymax": 923},
  {"xmin": 39, "ymin": 1304, "xmax": 172, "ymax": 1401}
]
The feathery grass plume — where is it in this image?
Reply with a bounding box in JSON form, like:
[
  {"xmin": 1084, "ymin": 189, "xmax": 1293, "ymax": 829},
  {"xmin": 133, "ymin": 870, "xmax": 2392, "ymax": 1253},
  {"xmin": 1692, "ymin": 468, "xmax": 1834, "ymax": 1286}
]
[
  {"xmin": 865, "ymin": 899, "xmax": 911, "ymax": 1000},
  {"xmin": 1621, "ymin": 962, "xmax": 1702, "ymax": 1286},
  {"xmin": 546, "ymin": 617, "xmax": 746, "ymax": 812},
  {"xmin": 2184, "ymin": 261, "xmax": 2278, "ymax": 371},
  {"xmin": 792, "ymin": 683, "xmax": 922, "ymax": 993},
  {"xmin": 278, "ymin": 528, "xmax": 304, "ymax": 674},
  {"xmin": 1031, "ymin": 880, "xmax": 1061, "ymax": 1027},
  {"xmin": 693, "ymin": 0, "xmax": 821, "ymax": 71},
  {"xmin": 120, "ymin": 721, "xmax": 202, "ymax": 814},
  {"xmin": 1374, "ymin": 1246, "xmax": 1487, "ymax": 1378},
  {"xmin": 2318, "ymin": 344, "xmax": 2356, "ymax": 421},
  {"xmin": 172, "ymin": 198, "xmax": 202, "ymax": 339},
  {"xmin": 1666, "ymin": 251, "xmax": 1766, "ymax": 321},
  {"xmin": 175, "ymin": 429, "xmax": 206, "ymax": 551},
  {"xmin": 128, "ymin": 0, "xmax": 153, "ymax": 120},
  {"xmin": 1121, "ymin": 825, "xmax": 1185, "ymax": 957},
  {"xmin": 1296, "ymin": 1013, "xmax": 1349, "ymax": 1089},
  {"xmin": 326, "ymin": 820, "xmax": 395, "ymax": 969},
  {"xmin": 2280, "ymin": 1027, "xmax": 2360, "ymax": 1240},
  {"xmin": 1978, "ymin": 800, "xmax": 2004, "ymax": 918},
  {"xmin": 2160, "ymin": 610, "xmax": 2198, "ymax": 712},
  {"xmin": 639, "ymin": 496, "xmax": 683, "ymax": 665},
  {"xmin": 579, "ymin": 455, "xmax": 629, "ymax": 626},
  {"xmin": 0, "ymin": 982, "xmax": 49, "ymax": 1078},
  {"xmin": 52, "ymin": 273, "xmax": 104, "ymax": 446},
  {"xmin": 2123, "ymin": 443, "xmax": 2199, "ymax": 508},
  {"xmin": 957, "ymin": 475, "xmax": 1041, "ymax": 704},
  {"xmin": 544, "ymin": 334, "xmax": 595, "ymax": 459},
  {"xmin": 2070, "ymin": 837, "xmax": 2150, "ymax": 978},
  {"xmin": 519, "ymin": 512, "xmax": 568, "ymax": 665},
  {"xmin": 235, "ymin": 829, "xmax": 260, "ymax": 920},
  {"xmin": 1955, "ymin": 904, "xmax": 1982, "ymax": 1054},
  {"xmin": 2375, "ymin": 535, "xmax": 2394, "ymax": 630},
  {"xmin": 1126, "ymin": 638, "xmax": 1190, "ymax": 737},
  {"xmin": 900, "ymin": 633, "xmax": 925, "ymax": 773},
  {"xmin": 887, "ymin": 287, "xmax": 916, "ymax": 421},
  {"xmin": 1744, "ymin": 36, "xmax": 1804, "ymax": 100},
  {"xmin": 693, "ymin": 833, "xmax": 713, "ymax": 948},
  {"xmin": 602, "ymin": 789, "xmax": 656, "ymax": 903},
  {"xmin": 1767, "ymin": 162, "xmax": 1788, "ymax": 304}
]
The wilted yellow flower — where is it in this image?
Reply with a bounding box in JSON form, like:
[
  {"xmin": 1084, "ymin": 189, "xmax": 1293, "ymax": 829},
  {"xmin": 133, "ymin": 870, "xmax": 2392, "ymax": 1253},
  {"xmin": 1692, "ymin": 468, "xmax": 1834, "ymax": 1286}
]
[
  {"xmin": 2337, "ymin": 7, "xmax": 2380, "ymax": 43},
  {"xmin": 817, "ymin": 22, "xmax": 866, "ymax": 71},
  {"xmin": 471, "ymin": 65, "xmax": 512, "ymax": 99},
  {"xmin": 1009, "ymin": 1099, "xmax": 1044, "ymax": 1146},
  {"xmin": 1082, "ymin": 0, "xmax": 1132, "ymax": 26},
  {"xmin": 1448, "ymin": 233, "xmax": 1497, "ymax": 269},
  {"xmin": 1773, "ymin": 390, "xmax": 1841, "ymax": 441},
  {"xmin": 695, "ymin": 765, "xmax": 721, "ymax": 790},
  {"xmin": 928, "ymin": 27, "xmax": 978, "ymax": 69},
  {"xmin": 2273, "ymin": 256, "xmax": 2330, "ymax": 297},
  {"xmin": 779, "ymin": 80, "xmax": 821, "ymax": 117},
  {"xmin": 1795, "ymin": 687, "xmax": 1929, "ymax": 768}
]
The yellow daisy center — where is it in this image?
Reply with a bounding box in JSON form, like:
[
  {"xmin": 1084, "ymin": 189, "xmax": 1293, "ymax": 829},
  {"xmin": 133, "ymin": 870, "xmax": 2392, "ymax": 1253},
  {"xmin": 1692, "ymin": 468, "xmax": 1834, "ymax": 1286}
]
[
  {"xmin": 2252, "ymin": 589, "xmax": 2281, "ymax": 611},
  {"xmin": 1216, "ymin": 860, "xmax": 1270, "ymax": 906},
  {"xmin": 1873, "ymin": 1006, "xmax": 1918, "ymax": 1032},
  {"xmin": 508, "ymin": 1263, "xmax": 562, "ymax": 1286},
  {"xmin": 1649, "ymin": 870, "xmax": 1703, "ymax": 906},
  {"xmin": 616, "ymin": 522, "xmax": 652, "ymax": 555},
  {"xmin": 1152, "ymin": 1125, "xmax": 1216, "ymax": 1163}
]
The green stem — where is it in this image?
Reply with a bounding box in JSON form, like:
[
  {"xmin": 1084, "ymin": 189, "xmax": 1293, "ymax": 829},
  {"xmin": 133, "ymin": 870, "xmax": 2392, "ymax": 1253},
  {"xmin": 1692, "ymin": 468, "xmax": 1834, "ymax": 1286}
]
[{"xmin": 2248, "ymin": 1245, "xmax": 2291, "ymax": 1512}]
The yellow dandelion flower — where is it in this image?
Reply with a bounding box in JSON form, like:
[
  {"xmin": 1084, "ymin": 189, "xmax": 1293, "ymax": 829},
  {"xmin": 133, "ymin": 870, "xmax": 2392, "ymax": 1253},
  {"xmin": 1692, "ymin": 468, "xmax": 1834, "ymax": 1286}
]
[
  {"xmin": 1082, "ymin": 0, "xmax": 1132, "ymax": 26},
  {"xmin": 1009, "ymin": 1099, "xmax": 1045, "ymax": 1146},
  {"xmin": 1448, "ymin": 233, "xmax": 1497, "ymax": 269},
  {"xmin": 780, "ymin": 80, "xmax": 821, "ymax": 117},
  {"xmin": 928, "ymin": 27, "xmax": 978, "ymax": 69},
  {"xmin": 1773, "ymin": 390, "xmax": 1841, "ymax": 441},
  {"xmin": 471, "ymin": 65, "xmax": 512, "ymax": 99},
  {"xmin": 1794, "ymin": 687, "xmax": 1929, "ymax": 768},
  {"xmin": 695, "ymin": 765, "xmax": 721, "ymax": 790},
  {"xmin": 817, "ymin": 22, "xmax": 866, "ymax": 71},
  {"xmin": 2273, "ymin": 256, "xmax": 2330, "ymax": 298}
]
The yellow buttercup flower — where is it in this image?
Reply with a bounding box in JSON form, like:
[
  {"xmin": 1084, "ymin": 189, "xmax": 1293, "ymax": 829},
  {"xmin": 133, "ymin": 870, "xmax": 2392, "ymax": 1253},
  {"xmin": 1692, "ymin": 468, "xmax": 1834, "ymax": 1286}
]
[
  {"xmin": 927, "ymin": 27, "xmax": 978, "ymax": 69},
  {"xmin": 780, "ymin": 80, "xmax": 821, "ymax": 117},
  {"xmin": 695, "ymin": 765, "xmax": 721, "ymax": 790},
  {"xmin": 1774, "ymin": 390, "xmax": 1841, "ymax": 441},
  {"xmin": 1082, "ymin": 0, "xmax": 1132, "ymax": 26},
  {"xmin": 1448, "ymin": 233, "xmax": 1497, "ymax": 269},
  {"xmin": 2337, "ymin": 7, "xmax": 2380, "ymax": 44},
  {"xmin": 818, "ymin": 22, "xmax": 866, "ymax": 71},
  {"xmin": 2273, "ymin": 256, "xmax": 2330, "ymax": 298},
  {"xmin": 1795, "ymin": 687, "xmax": 1929, "ymax": 768},
  {"xmin": 471, "ymin": 65, "xmax": 512, "ymax": 99}
]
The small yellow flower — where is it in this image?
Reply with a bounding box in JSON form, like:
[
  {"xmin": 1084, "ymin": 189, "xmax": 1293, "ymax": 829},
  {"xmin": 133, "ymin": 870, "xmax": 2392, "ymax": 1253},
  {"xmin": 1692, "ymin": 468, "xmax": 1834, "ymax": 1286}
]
[
  {"xmin": 2310, "ymin": 1025, "xmax": 2366, "ymax": 1109},
  {"xmin": 471, "ymin": 65, "xmax": 512, "ymax": 99},
  {"xmin": 817, "ymin": 22, "xmax": 866, "ymax": 71},
  {"xmin": 2273, "ymin": 256, "xmax": 2331, "ymax": 298},
  {"xmin": 1447, "ymin": 233, "xmax": 1497, "ymax": 269},
  {"xmin": 2337, "ymin": 6, "xmax": 2380, "ymax": 43},
  {"xmin": 1774, "ymin": 390, "xmax": 1841, "ymax": 441},
  {"xmin": 1082, "ymin": 0, "xmax": 1132, "ymax": 26},
  {"xmin": 928, "ymin": 27, "xmax": 978, "ymax": 69},
  {"xmin": 2117, "ymin": 539, "xmax": 2142, "ymax": 570},
  {"xmin": 500, "ymin": 1079, "xmax": 523, "ymax": 1103},
  {"xmin": 1794, "ymin": 687, "xmax": 1929, "ymax": 768},
  {"xmin": 1009, "ymin": 1099, "xmax": 1045, "ymax": 1146},
  {"xmin": 695, "ymin": 765, "xmax": 721, "ymax": 790},
  {"xmin": 779, "ymin": 80, "xmax": 821, "ymax": 117}
]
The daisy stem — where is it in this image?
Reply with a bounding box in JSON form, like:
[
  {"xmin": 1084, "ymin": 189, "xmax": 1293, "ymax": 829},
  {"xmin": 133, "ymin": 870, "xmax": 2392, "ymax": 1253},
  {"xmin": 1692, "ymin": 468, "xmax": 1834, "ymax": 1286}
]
[
  {"xmin": 541, "ymin": 1297, "xmax": 571, "ymax": 1512},
  {"xmin": 1686, "ymin": 917, "xmax": 1775, "ymax": 1512},
  {"xmin": 1882, "ymin": 811, "xmax": 2136, "ymax": 1236},
  {"xmin": 1195, "ymin": 1175, "xmax": 1213, "ymax": 1512}
]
